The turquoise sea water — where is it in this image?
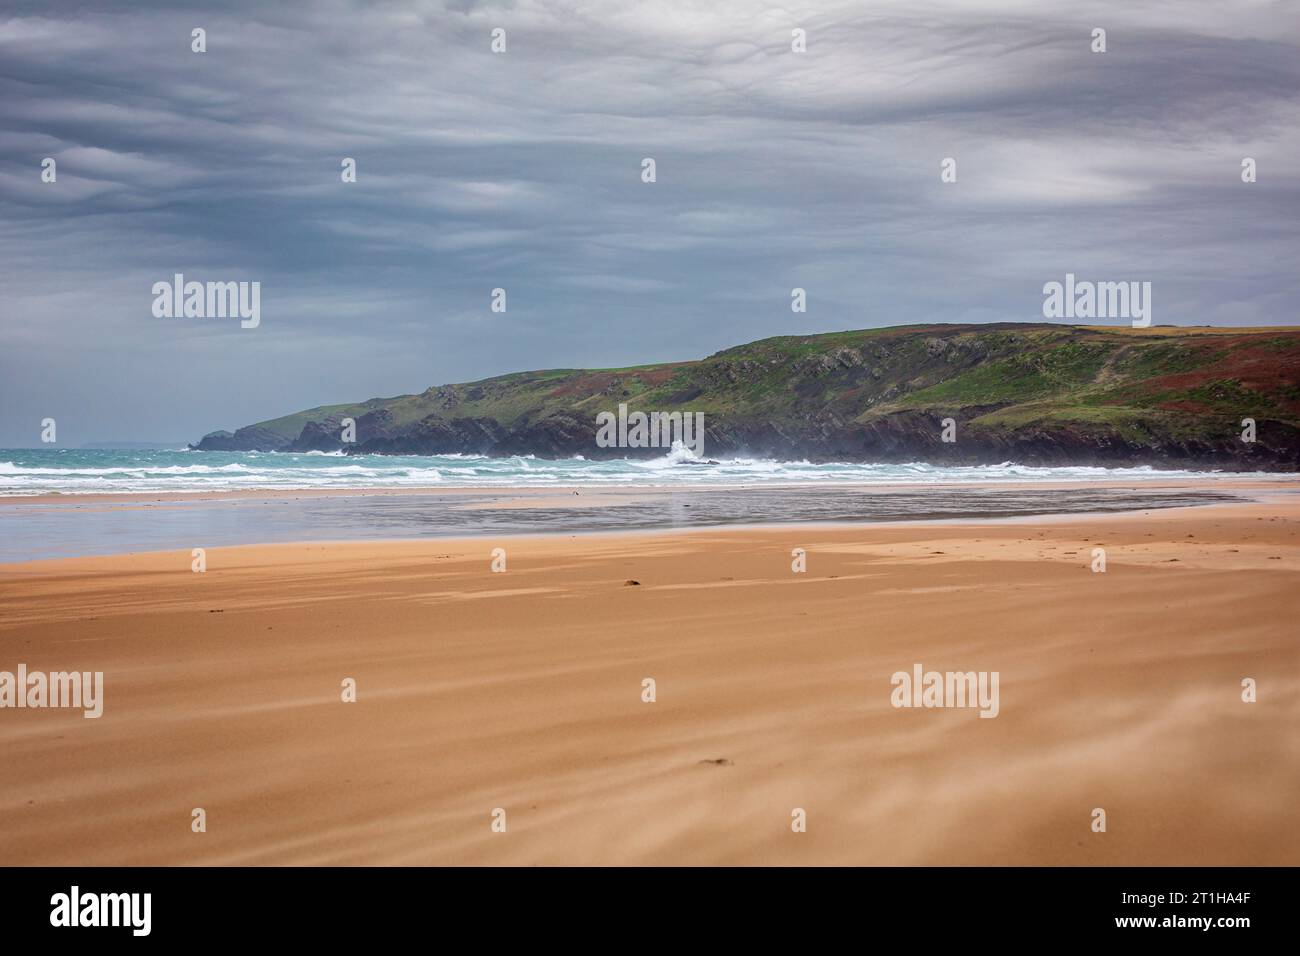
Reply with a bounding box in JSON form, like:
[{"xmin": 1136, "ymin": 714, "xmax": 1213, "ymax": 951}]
[{"xmin": 0, "ymin": 447, "xmax": 1272, "ymax": 496}]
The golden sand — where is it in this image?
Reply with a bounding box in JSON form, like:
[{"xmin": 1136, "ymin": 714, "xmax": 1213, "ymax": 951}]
[{"xmin": 0, "ymin": 498, "xmax": 1296, "ymax": 865}]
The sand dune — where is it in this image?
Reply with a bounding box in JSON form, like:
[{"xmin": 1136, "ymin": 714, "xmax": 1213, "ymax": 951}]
[{"xmin": 1, "ymin": 500, "xmax": 1296, "ymax": 865}]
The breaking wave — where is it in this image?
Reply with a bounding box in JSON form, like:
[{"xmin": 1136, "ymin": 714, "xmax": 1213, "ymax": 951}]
[{"xmin": 0, "ymin": 448, "xmax": 1269, "ymax": 496}]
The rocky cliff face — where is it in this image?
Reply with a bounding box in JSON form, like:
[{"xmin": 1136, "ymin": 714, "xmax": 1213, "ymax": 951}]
[{"xmin": 192, "ymin": 323, "xmax": 1300, "ymax": 469}]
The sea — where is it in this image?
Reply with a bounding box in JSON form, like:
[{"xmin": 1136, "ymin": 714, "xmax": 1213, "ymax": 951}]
[
  {"xmin": 0, "ymin": 447, "xmax": 1268, "ymax": 496},
  {"xmin": 0, "ymin": 447, "xmax": 1278, "ymax": 562}
]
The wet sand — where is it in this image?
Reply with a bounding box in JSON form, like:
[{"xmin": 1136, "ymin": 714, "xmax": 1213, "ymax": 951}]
[
  {"xmin": 2, "ymin": 479, "xmax": 1290, "ymax": 563},
  {"xmin": 4, "ymin": 476, "xmax": 1295, "ymax": 507}
]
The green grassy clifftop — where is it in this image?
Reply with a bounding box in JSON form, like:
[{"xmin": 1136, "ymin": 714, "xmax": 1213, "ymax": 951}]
[{"xmin": 193, "ymin": 323, "xmax": 1300, "ymax": 469}]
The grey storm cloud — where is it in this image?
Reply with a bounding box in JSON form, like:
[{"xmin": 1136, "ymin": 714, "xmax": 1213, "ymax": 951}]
[{"xmin": 1, "ymin": 0, "xmax": 1298, "ymax": 445}]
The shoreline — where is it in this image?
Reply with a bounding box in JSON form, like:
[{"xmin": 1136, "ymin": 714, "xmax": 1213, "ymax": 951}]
[
  {"xmin": 0, "ymin": 497, "xmax": 1287, "ymax": 573},
  {"xmin": 2, "ymin": 478, "xmax": 1295, "ymax": 566},
  {"xmin": 4, "ymin": 475, "xmax": 1298, "ymax": 507}
]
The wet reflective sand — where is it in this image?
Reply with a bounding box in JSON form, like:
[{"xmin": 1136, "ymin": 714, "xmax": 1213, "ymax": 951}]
[{"xmin": 0, "ymin": 484, "xmax": 1243, "ymax": 562}]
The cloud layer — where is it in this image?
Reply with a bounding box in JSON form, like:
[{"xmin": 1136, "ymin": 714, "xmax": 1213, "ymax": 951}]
[{"xmin": 1, "ymin": 0, "xmax": 1298, "ymax": 444}]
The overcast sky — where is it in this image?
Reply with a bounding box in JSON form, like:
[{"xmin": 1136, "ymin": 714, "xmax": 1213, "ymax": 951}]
[{"xmin": 1, "ymin": 0, "xmax": 1297, "ymax": 446}]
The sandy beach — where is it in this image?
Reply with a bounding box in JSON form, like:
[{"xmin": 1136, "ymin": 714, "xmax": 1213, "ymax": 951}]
[{"xmin": 1, "ymin": 488, "xmax": 1296, "ymax": 867}]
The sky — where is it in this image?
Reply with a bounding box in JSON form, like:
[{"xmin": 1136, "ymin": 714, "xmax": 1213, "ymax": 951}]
[{"xmin": 1, "ymin": 0, "xmax": 1298, "ymax": 446}]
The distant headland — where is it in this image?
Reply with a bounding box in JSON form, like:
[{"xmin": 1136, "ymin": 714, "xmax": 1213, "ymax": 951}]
[{"xmin": 192, "ymin": 323, "xmax": 1300, "ymax": 470}]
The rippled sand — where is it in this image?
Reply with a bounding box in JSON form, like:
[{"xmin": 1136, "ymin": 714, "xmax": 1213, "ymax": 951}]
[{"xmin": 1, "ymin": 492, "xmax": 1296, "ymax": 865}]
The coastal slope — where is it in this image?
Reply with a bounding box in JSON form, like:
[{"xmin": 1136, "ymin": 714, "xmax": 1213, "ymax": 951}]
[{"xmin": 193, "ymin": 323, "xmax": 1300, "ymax": 468}]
